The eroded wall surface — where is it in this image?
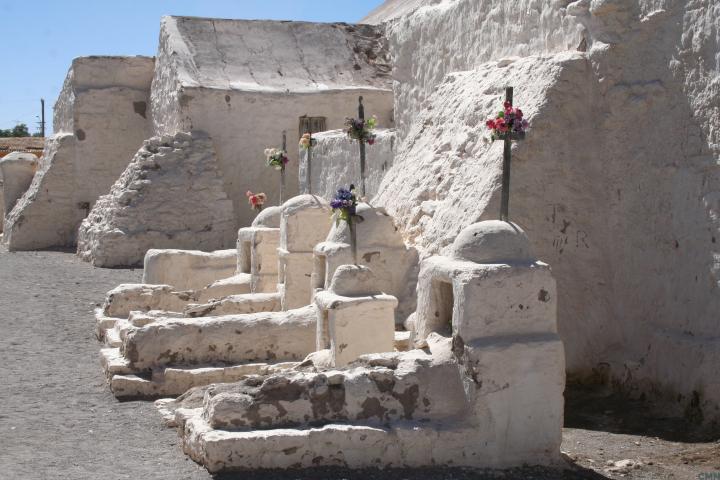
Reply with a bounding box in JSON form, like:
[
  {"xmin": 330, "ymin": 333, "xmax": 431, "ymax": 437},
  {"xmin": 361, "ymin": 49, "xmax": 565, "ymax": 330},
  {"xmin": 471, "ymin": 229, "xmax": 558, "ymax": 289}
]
[
  {"xmin": 77, "ymin": 131, "xmax": 236, "ymax": 267},
  {"xmin": 299, "ymin": 129, "xmax": 396, "ymax": 201},
  {"xmin": 374, "ymin": 0, "xmax": 720, "ymax": 419},
  {"xmin": 5, "ymin": 56, "xmax": 154, "ymax": 250}
]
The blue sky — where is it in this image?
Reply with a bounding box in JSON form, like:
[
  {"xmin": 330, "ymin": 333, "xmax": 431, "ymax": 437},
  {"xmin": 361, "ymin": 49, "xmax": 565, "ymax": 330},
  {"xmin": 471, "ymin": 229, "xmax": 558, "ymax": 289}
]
[{"xmin": 0, "ymin": 0, "xmax": 385, "ymax": 134}]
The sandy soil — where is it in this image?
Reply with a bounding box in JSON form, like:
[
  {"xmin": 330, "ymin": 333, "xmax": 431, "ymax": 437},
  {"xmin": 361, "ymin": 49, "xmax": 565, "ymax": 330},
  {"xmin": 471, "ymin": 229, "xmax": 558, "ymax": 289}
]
[{"xmin": 0, "ymin": 246, "xmax": 717, "ymax": 479}]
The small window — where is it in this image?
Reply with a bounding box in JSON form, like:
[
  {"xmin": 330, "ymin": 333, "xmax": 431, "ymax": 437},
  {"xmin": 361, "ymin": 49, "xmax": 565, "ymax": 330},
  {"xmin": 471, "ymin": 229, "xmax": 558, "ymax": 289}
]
[
  {"xmin": 430, "ymin": 279, "xmax": 454, "ymax": 336},
  {"xmin": 298, "ymin": 116, "xmax": 327, "ymax": 138}
]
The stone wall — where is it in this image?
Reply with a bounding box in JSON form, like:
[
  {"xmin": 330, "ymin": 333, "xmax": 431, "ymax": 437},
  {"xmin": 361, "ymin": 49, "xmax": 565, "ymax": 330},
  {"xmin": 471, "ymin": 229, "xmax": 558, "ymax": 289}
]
[
  {"xmin": 375, "ymin": 0, "xmax": 720, "ymax": 419},
  {"xmin": 77, "ymin": 131, "xmax": 236, "ymax": 267},
  {"xmin": 4, "ymin": 56, "xmax": 155, "ymax": 250},
  {"xmin": 149, "ymin": 17, "xmax": 395, "ymax": 228},
  {"xmin": 299, "ymin": 129, "xmax": 395, "ymax": 200}
]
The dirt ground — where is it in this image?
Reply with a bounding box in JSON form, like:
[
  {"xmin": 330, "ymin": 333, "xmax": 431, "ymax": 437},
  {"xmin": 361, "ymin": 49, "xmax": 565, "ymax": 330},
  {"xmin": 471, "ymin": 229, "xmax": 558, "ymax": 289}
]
[{"xmin": 0, "ymin": 246, "xmax": 718, "ymax": 480}]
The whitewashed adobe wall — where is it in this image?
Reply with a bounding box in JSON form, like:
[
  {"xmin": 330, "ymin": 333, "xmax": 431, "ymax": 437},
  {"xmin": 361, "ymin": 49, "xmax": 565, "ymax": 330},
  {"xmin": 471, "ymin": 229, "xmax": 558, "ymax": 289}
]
[
  {"xmin": 150, "ymin": 17, "xmax": 395, "ymax": 228},
  {"xmin": 4, "ymin": 56, "xmax": 154, "ymax": 250},
  {"xmin": 385, "ymin": 0, "xmax": 583, "ymax": 142},
  {"xmin": 299, "ymin": 129, "xmax": 395, "ymax": 201},
  {"xmin": 77, "ymin": 131, "xmax": 236, "ymax": 267},
  {"xmin": 375, "ymin": 0, "xmax": 720, "ymax": 420}
]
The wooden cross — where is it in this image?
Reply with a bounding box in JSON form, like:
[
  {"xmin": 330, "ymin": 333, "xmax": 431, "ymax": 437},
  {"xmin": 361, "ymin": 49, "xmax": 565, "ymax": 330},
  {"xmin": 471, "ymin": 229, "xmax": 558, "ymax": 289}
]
[
  {"xmin": 496, "ymin": 87, "xmax": 525, "ymax": 221},
  {"xmin": 349, "ymin": 214, "xmax": 358, "ymax": 265},
  {"xmin": 280, "ymin": 130, "xmax": 287, "ymax": 204},
  {"xmin": 305, "ymin": 131, "xmax": 313, "ymax": 195},
  {"xmin": 358, "ymin": 96, "xmax": 367, "ymax": 198}
]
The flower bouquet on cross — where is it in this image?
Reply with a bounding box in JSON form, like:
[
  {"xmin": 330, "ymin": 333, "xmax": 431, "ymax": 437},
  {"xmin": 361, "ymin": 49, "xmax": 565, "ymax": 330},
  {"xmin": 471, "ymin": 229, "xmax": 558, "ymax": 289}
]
[
  {"xmin": 486, "ymin": 101, "xmax": 528, "ymax": 141},
  {"xmin": 299, "ymin": 133, "xmax": 317, "ymax": 150},
  {"xmin": 344, "ymin": 116, "xmax": 377, "ymax": 145},
  {"xmin": 246, "ymin": 191, "xmax": 266, "ymax": 212},
  {"xmin": 330, "ymin": 185, "xmax": 359, "ymax": 226},
  {"xmin": 331, "ymin": 185, "xmax": 364, "ymax": 264},
  {"xmin": 264, "ymin": 147, "xmax": 289, "ymax": 170}
]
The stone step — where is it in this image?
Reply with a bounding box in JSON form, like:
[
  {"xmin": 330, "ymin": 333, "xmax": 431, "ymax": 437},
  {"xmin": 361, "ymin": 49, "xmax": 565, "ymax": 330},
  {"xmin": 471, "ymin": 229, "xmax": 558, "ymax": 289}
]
[
  {"xmin": 109, "ymin": 361, "xmax": 299, "ymax": 399},
  {"xmin": 94, "ymin": 308, "xmax": 120, "ymax": 340},
  {"xmin": 181, "ymin": 416, "xmax": 400, "ymax": 472},
  {"xmin": 100, "ymin": 348, "xmax": 133, "ymax": 376},
  {"xmin": 197, "ymin": 273, "xmax": 252, "ymax": 303},
  {"xmin": 104, "ymin": 326, "xmax": 123, "ymax": 348}
]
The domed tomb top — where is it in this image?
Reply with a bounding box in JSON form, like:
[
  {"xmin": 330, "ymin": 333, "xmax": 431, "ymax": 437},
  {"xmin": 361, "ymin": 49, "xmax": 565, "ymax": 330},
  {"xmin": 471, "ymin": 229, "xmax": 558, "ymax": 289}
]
[
  {"xmin": 281, "ymin": 194, "xmax": 329, "ymax": 216},
  {"xmin": 450, "ymin": 220, "xmax": 534, "ymax": 264},
  {"xmin": 325, "ymin": 203, "xmax": 404, "ymax": 247},
  {"xmin": 329, "ymin": 265, "xmax": 383, "ymax": 297},
  {"xmin": 251, "ymin": 206, "xmax": 282, "ymax": 228}
]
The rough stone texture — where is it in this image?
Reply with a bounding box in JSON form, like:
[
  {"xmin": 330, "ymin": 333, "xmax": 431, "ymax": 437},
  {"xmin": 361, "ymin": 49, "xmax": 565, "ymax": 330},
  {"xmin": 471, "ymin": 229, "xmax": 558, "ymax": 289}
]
[
  {"xmin": 122, "ymin": 305, "xmax": 317, "ymax": 370},
  {"xmin": 142, "ymin": 249, "xmax": 237, "ymax": 290},
  {"xmin": 77, "ymin": 131, "xmax": 236, "ymax": 267},
  {"xmin": 0, "ymin": 152, "xmax": 38, "ymax": 221},
  {"xmin": 373, "ymin": 0, "xmax": 720, "ymax": 419},
  {"xmin": 299, "ymin": 129, "xmax": 396, "ymax": 200},
  {"xmin": 384, "ymin": 0, "xmax": 583, "ymax": 141},
  {"xmin": 202, "ymin": 353, "xmax": 465, "ymax": 430},
  {"xmin": 151, "ymin": 16, "xmax": 395, "ymax": 228},
  {"xmin": 4, "ymin": 56, "xmax": 154, "ymax": 250},
  {"xmin": 102, "ymin": 284, "xmax": 195, "ymax": 319}
]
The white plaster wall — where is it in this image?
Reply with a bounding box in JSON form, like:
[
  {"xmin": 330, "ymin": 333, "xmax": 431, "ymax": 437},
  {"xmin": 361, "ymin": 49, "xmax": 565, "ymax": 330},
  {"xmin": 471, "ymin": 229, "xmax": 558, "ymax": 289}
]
[
  {"xmin": 182, "ymin": 89, "xmax": 393, "ymax": 228},
  {"xmin": 385, "ymin": 0, "xmax": 584, "ymax": 141},
  {"xmin": 149, "ymin": 16, "xmax": 395, "ymax": 228},
  {"xmin": 361, "ymin": 0, "xmax": 433, "ymax": 25},
  {"xmin": 375, "ymin": 0, "xmax": 720, "ymax": 419},
  {"xmin": 4, "ymin": 134, "xmax": 78, "ymax": 249},
  {"xmin": 299, "ymin": 129, "xmax": 396, "ymax": 201},
  {"xmin": 77, "ymin": 131, "xmax": 236, "ymax": 267},
  {"xmin": 4, "ymin": 56, "xmax": 155, "ymax": 250}
]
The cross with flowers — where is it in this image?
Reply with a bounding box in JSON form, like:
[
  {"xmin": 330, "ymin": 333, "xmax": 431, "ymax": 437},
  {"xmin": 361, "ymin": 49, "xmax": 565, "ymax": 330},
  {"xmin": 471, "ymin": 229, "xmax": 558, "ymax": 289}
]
[
  {"xmin": 486, "ymin": 87, "xmax": 528, "ymax": 221},
  {"xmin": 344, "ymin": 96, "xmax": 378, "ymax": 199}
]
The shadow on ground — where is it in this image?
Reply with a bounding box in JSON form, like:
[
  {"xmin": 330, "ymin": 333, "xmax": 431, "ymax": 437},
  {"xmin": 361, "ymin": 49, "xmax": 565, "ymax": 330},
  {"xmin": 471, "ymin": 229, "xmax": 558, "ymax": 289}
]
[
  {"xmin": 565, "ymin": 384, "xmax": 720, "ymax": 443},
  {"xmin": 212, "ymin": 465, "xmax": 607, "ymax": 480}
]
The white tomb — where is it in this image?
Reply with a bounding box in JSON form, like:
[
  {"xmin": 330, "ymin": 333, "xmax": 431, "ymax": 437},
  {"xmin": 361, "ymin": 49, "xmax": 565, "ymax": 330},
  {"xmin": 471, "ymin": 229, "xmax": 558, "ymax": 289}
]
[{"xmin": 314, "ymin": 265, "xmax": 397, "ymax": 367}]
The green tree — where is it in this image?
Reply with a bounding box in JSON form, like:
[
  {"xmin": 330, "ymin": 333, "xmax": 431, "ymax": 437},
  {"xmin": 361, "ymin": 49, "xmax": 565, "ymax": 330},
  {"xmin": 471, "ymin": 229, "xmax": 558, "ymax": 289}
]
[{"xmin": 0, "ymin": 123, "xmax": 31, "ymax": 137}]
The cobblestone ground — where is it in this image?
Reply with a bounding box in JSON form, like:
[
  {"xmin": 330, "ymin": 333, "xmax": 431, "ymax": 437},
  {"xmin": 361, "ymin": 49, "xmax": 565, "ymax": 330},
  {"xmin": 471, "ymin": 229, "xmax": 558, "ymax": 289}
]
[{"xmin": 1, "ymin": 246, "xmax": 717, "ymax": 480}]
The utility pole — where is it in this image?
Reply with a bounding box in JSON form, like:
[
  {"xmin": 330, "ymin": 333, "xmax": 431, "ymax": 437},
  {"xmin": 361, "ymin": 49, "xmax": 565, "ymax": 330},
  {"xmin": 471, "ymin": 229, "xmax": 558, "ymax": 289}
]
[{"xmin": 40, "ymin": 98, "xmax": 46, "ymax": 137}]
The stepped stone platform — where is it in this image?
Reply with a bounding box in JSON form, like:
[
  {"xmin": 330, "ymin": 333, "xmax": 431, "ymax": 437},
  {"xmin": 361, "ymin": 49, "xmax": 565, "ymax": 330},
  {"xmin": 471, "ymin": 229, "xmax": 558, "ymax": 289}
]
[{"xmin": 159, "ymin": 221, "xmax": 564, "ymax": 472}]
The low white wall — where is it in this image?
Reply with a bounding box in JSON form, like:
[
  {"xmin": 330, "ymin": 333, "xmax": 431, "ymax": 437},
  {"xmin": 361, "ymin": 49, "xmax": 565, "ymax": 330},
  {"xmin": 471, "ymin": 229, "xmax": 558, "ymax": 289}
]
[
  {"xmin": 143, "ymin": 249, "xmax": 237, "ymax": 290},
  {"xmin": 299, "ymin": 129, "xmax": 396, "ymax": 201}
]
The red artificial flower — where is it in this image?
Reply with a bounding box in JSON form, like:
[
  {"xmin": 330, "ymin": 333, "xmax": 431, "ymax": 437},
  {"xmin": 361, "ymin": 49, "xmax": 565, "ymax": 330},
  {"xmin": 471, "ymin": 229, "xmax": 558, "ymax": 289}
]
[{"xmin": 368, "ymin": 138, "xmax": 375, "ymax": 145}]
